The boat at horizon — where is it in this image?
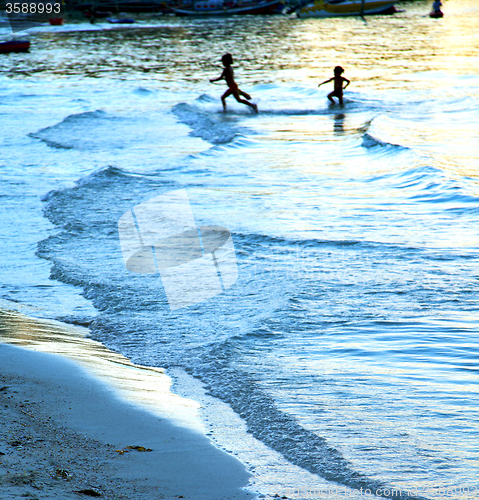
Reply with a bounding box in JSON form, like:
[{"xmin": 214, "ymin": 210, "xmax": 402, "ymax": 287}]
[
  {"xmin": 296, "ymin": 0, "xmax": 396, "ymax": 18},
  {"xmin": 0, "ymin": 40, "xmax": 31, "ymax": 53},
  {"xmin": 174, "ymin": 0, "xmax": 283, "ymax": 16},
  {"xmin": 49, "ymin": 17, "xmax": 64, "ymax": 25}
]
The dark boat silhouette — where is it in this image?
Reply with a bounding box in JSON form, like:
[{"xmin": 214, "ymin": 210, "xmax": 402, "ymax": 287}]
[{"xmin": 0, "ymin": 40, "xmax": 31, "ymax": 53}]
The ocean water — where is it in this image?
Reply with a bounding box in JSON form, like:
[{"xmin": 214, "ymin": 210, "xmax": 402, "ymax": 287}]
[{"xmin": 1, "ymin": 1, "xmax": 479, "ymax": 498}]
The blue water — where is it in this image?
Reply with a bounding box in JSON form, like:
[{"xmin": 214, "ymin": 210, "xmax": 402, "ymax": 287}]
[{"xmin": 1, "ymin": 1, "xmax": 479, "ymax": 498}]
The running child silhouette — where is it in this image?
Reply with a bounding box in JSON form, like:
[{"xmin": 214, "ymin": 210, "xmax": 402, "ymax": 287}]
[
  {"xmin": 210, "ymin": 53, "xmax": 258, "ymax": 113},
  {"xmin": 318, "ymin": 66, "xmax": 350, "ymax": 105}
]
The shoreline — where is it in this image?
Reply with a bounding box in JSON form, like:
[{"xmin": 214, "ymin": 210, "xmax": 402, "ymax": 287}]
[
  {"xmin": 0, "ymin": 308, "xmax": 254, "ymax": 500},
  {"xmin": 0, "ymin": 307, "xmax": 202, "ymax": 429}
]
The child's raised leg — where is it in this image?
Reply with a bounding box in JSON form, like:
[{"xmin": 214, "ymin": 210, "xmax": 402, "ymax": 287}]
[{"xmin": 233, "ymin": 90, "xmax": 258, "ymax": 113}]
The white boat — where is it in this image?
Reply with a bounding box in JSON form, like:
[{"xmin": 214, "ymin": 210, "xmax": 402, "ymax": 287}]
[
  {"xmin": 174, "ymin": 0, "xmax": 283, "ymax": 16},
  {"xmin": 297, "ymin": 0, "xmax": 396, "ymax": 18}
]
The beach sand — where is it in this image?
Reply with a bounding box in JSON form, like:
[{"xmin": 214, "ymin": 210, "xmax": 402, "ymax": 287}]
[{"xmin": 0, "ymin": 309, "xmax": 254, "ymax": 500}]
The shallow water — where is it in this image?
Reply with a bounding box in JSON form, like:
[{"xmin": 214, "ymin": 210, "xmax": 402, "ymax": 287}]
[{"xmin": 1, "ymin": 1, "xmax": 479, "ymax": 498}]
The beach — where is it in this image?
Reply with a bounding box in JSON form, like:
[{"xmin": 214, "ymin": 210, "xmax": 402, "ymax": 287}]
[
  {"xmin": 0, "ymin": 310, "xmax": 253, "ymax": 500},
  {"xmin": 1, "ymin": 1, "xmax": 479, "ymax": 497}
]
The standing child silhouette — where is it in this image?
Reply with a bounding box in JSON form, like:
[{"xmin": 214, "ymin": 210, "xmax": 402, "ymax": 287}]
[
  {"xmin": 318, "ymin": 66, "xmax": 350, "ymax": 105},
  {"xmin": 210, "ymin": 53, "xmax": 258, "ymax": 113}
]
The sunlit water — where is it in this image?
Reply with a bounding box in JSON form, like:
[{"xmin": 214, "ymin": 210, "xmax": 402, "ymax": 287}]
[{"xmin": 1, "ymin": 1, "xmax": 479, "ymax": 498}]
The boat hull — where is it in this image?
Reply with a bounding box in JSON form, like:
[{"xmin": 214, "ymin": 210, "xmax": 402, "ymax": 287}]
[
  {"xmin": 297, "ymin": 0, "xmax": 396, "ymax": 18},
  {"xmin": 106, "ymin": 17, "xmax": 136, "ymax": 22},
  {"xmin": 174, "ymin": 0, "xmax": 282, "ymax": 15},
  {"xmin": 0, "ymin": 41, "xmax": 31, "ymax": 53}
]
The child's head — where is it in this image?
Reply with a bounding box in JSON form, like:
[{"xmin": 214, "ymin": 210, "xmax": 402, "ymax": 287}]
[
  {"xmin": 334, "ymin": 66, "xmax": 344, "ymax": 75},
  {"xmin": 222, "ymin": 53, "xmax": 233, "ymax": 67}
]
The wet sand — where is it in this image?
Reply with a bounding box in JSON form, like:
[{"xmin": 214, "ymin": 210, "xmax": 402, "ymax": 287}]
[{"xmin": 0, "ymin": 309, "xmax": 253, "ymax": 500}]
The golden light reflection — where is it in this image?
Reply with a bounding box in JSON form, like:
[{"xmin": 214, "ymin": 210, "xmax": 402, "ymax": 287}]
[
  {"xmin": 294, "ymin": 0, "xmax": 479, "ymax": 88},
  {"xmin": 0, "ymin": 307, "xmax": 202, "ymax": 431}
]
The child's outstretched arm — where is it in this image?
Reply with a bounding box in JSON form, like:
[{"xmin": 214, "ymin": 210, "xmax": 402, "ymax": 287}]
[
  {"xmin": 318, "ymin": 77, "xmax": 333, "ymax": 87},
  {"xmin": 210, "ymin": 69, "xmax": 225, "ymax": 83}
]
